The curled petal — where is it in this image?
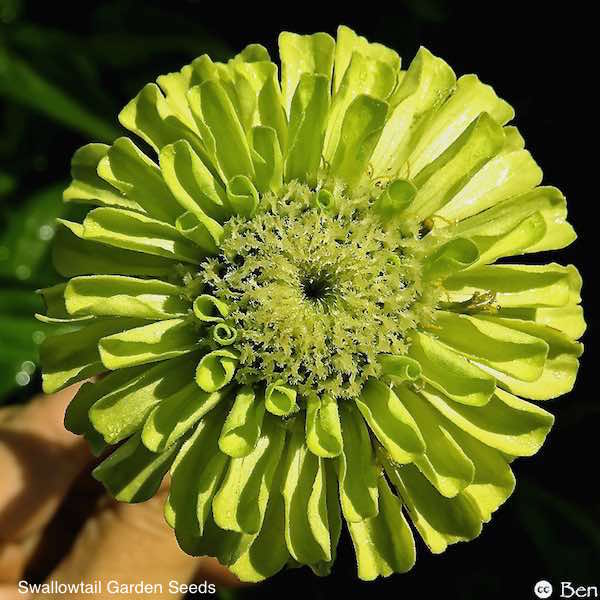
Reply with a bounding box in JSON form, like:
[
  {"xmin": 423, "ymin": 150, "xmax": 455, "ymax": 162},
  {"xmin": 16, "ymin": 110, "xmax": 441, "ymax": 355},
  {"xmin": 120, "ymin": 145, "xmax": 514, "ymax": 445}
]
[
  {"xmin": 196, "ymin": 349, "xmax": 239, "ymax": 392},
  {"xmin": 305, "ymin": 395, "xmax": 343, "ymax": 458}
]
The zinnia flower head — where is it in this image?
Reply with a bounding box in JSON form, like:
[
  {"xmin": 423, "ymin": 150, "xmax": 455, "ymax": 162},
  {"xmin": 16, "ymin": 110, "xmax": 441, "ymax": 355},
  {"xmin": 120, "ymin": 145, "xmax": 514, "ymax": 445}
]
[{"xmin": 38, "ymin": 26, "xmax": 584, "ymax": 581}]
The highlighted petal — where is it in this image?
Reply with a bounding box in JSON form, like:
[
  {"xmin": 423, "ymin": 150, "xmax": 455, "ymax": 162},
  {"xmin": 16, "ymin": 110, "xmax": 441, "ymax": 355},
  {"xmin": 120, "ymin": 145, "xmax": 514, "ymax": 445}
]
[
  {"xmin": 445, "ymin": 424, "xmax": 515, "ymax": 522},
  {"xmin": 531, "ymin": 305, "xmax": 586, "ymax": 340},
  {"xmin": 482, "ymin": 354, "xmax": 579, "ymax": 400},
  {"xmin": 337, "ymin": 404, "xmax": 379, "ymax": 522},
  {"xmin": 93, "ymin": 432, "xmax": 180, "ymax": 503},
  {"xmin": 378, "ymin": 354, "xmax": 422, "ymax": 383},
  {"xmin": 423, "ymin": 237, "xmax": 479, "ymax": 281},
  {"xmin": 251, "ymin": 126, "xmax": 284, "ymax": 194},
  {"xmin": 305, "ymin": 395, "xmax": 343, "ymax": 458},
  {"xmin": 475, "ymin": 315, "xmax": 582, "ymax": 400},
  {"xmin": 407, "ymin": 73, "xmax": 514, "ymax": 175},
  {"xmin": 333, "ymin": 25, "xmax": 400, "ymax": 94},
  {"xmin": 37, "ymin": 283, "xmax": 92, "ymax": 324},
  {"xmin": 281, "ymin": 420, "xmax": 331, "ymax": 565},
  {"xmin": 193, "ymin": 295, "xmax": 229, "ymax": 322},
  {"xmin": 325, "ymin": 50, "xmax": 395, "ymax": 162},
  {"xmin": 265, "ymin": 381, "xmax": 298, "ymax": 416},
  {"xmin": 65, "ymin": 275, "xmax": 188, "ymax": 320},
  {"xmin": 373, "ymin": 179, "xmax": 417, "ymax": 220},
  {"xmin": 159, "ymin": 140, "xmax": 230, "ymax": 222},
  {"xmin": 452, "ymin": 186, "xmax": 576, "ymax": 260},
  {"xmin": 188, "ymin": 80, "xmax": 255, "ymax": 182},
  {"xmin": 212, "ymin": 414, "xmax": 285, "ymax": 534},
  {"xmin": 229, "ymin": 57, "xmax": 287, "ymax": 152},
  {"xmin": 89, "ymin": 355, "xmax": 197, "ymax": 444},
  {"xmin": 348, "ymin": 476, "xmax": 415, "ymax": 580},
  {"xmin": 371, "ymin": 47, "xmax": 456, "ymax": 178},
  {"xmin": 420, "ymin": 385, "xmax": 554, "ymax": 456},
  {"xmin": 82, "ymin": 207, "xmax": 205, "ymax": 264},
  {"xmin": 180, "ymin": 511, "xmax": 253, "ymax": 565},
  {"xmin": 285, "ymin": 73, "xmax": 330, "ymax": 187},
  {"xmin": 355, "ymin": 378, "xmax": 425, "ymax": 464},
  {"xmin": 63, "ymin": 143, "xmax": 142, "ymax": 211},
  {"xmin": 438, "ymin": 147, "xmax": 542, "ymax": 222},
  {"xmin": 387, "ymin": 463, "xmax": 482, "ymax": 553},
  {"xmin": 226, "ymin": 175, "xmax": 259, "ymax": 218},
  {"xmin": 408, "ymin": 331, "xmax": 495, "ymax": 406},
  {"xmin": 165, "ymin": 405, "xmax": 229, "ymax": 552},
  {"xmin": 434, "ymin": 311, "xmax": 549, "ymax": 382},
  {"xmin": 443, "ymin": 263, "xmax": 581, "ymax": 308},
  {"xmin": 142, "ymin": 384, "xmax": 230, "ymax": 452},
  {"xmin": 279, "ymin": 31, "xmax": 335, "ymax": 115},
  {"xmin": 175, "ymin": 210, "xmax": 223, "ymax": 255},
  {"xmin": 97, "ymin": 137, "xmax": 182, "ymax": 223},
  {"xmin": 119, "ymin": 83, "xmax": 206, "ymax": 160},
  {"xmin": 409, "ymin": 112, "xmax": 505, "ymax": 222},
  {"xmin": 156, "ymin": 64, "xmax": 197, "ymax": 130},
  {"xmin": 196, "ymin": 349, "xmax": 239, "ymax": 392},
  {"xmin": 40, "ymin": 317, "xmax": 144, "ymax": 393},
  {"xmin": 328, "ymin": 94, "xmax": 388, "ymax": 185},
  {"xmin": 219, "ymin": 386, "xmax": 266, "ymax": 457},
  {"xmin": 98, "ymin": 317, "xmax": 200, "ymax": 370},
  {"xmin": 230, "ymin": 481, "xmax": 290, "ymax": 582},
  {"xmin": 396, "ymin": 386, "xmax": 475, "ymax": 497},
  {"xmin": 53, "ymin": 221, "xmax": 176, "ymax": 278},
  {"xmin": 211, "ymin": 323, "xmax": 237, "ymax": 346}
]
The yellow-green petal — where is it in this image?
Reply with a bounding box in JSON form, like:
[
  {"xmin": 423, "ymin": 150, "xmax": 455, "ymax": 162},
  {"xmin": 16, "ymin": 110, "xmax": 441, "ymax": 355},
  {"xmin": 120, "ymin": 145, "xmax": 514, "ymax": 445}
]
[
  {"xmin": 142, "ymin": 384, "xmax": 230, "ymax": 452},
  {"xmin": 347, "ymin": 476, "xmax": 415, "ymax": 580},
  {"xmin": 408, "ymin": 331, "xmax": 495, "ymax": 406},
  {"xmin": 305, "ymin": 394, "xmax": 343, "ymax": 458},
  {"xmin": 98, "ymin": 317, "xmax": 200, "ymax": 370},
  {"xmin": 212, "ymin": 414, "xmax": 285, "ymax": 534},
  {"xmin": 434, "ymin": 311, "xmax": 549, "ymax": 382},
  {"xmin": 396, "ymin": 385, "xmax": 475, "ymax": 498},
  {"xmin": 420, "ymin": 385, "xmax": 554, "ymax": 456},
  {"xmin": 337, "ymin": 404, "xmax": 379, "ymax": 522},
  {"xmin": 355, "ymin": 378, "xmax": 425, "ymax": 464},
  {"xmin": 219, "ymin": 386, "xmax": 266, "ymax": 457},
  {"xmin": 196, "ymin": 349, "xmax": 238, "ymax": 392},
  {"xmin": 65, "ymin": 275, "xmax": 188, "ymax": 320}
]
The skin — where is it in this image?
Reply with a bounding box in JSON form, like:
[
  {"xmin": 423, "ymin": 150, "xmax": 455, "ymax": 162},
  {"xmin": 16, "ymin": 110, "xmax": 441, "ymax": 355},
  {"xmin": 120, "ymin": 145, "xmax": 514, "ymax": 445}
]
[{"xmin": 0, "ymin": 383, "xmax": 240, "ymax": 600}]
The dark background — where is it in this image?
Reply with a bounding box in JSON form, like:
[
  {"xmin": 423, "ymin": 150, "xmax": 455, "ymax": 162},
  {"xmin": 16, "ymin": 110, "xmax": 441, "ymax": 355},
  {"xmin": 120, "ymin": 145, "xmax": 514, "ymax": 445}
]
[{"xmin": 1, "ymin": 1, "xmax": 597, "ymax": 598}]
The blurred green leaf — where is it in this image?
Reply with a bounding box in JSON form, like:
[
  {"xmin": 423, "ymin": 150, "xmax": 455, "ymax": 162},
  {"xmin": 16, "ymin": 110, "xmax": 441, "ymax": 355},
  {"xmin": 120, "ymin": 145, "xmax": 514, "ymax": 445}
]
[
  {"xmin": 8, "ymin": 25, "xmax": 230, "ymax": 67},
  {"xmin": 0, "ymin": 290, "xmax": 45, "ymax": 401},
  {"xmin": 0, "ymin": 289, "xmax": 79, "ymax": 402},
  {"xmin": 0, "ymin": 47, "xmax": 119, "ymax": 141},
  {"xmin": 0, "ymin": 182, "xmax": 67, "ymax": 285},
  {"xmin": 0, "ymin": 0, "xmax": 21, "ymax": 25},
  {"xmin": 0, "ymin": 171, "xmax": 15, "ymax": 196}
]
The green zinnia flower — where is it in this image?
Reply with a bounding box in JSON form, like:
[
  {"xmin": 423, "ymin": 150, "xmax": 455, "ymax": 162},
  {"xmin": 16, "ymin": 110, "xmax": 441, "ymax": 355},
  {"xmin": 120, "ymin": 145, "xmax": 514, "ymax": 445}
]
[{"xmin": 38, "ymin": 26, "xmax": 584, "ymax": 581}]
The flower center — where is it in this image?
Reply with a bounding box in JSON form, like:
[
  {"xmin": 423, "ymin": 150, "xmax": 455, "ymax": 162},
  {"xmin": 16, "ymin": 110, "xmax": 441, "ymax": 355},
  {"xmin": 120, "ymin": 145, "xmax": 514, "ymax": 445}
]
[
  {"xmin": 199, "ymin": 181, "xmax": 429, "ymax": 399},
  {"xmin": 300, "ymin": 267, "xmax": 336, "ymax": 305}
]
